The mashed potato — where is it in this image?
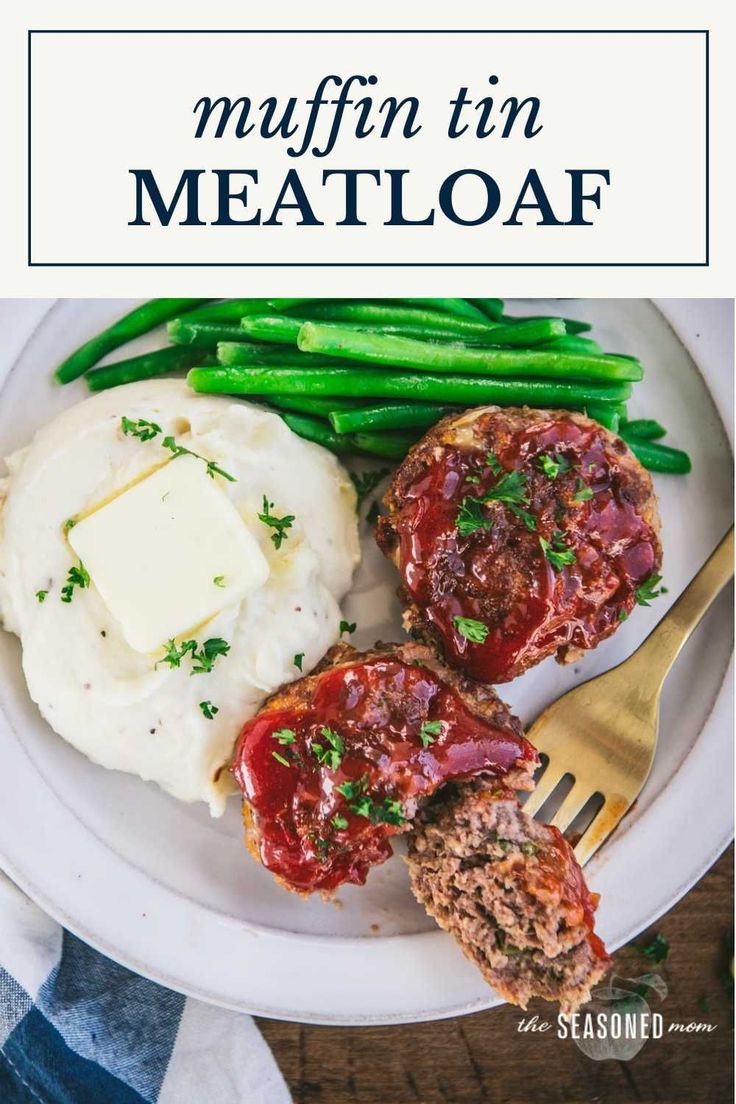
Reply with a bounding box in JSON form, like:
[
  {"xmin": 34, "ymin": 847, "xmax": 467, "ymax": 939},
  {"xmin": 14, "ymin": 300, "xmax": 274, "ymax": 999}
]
[{"xmin": 0, "ymin": 380, "xmax": 360, "ymax": 814}]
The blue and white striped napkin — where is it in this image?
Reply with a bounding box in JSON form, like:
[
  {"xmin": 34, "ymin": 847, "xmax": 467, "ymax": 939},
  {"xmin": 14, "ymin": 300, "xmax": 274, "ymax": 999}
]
[{"xmin": 0, "ymin": 872, "xmax": 291, "ymax": 1104}]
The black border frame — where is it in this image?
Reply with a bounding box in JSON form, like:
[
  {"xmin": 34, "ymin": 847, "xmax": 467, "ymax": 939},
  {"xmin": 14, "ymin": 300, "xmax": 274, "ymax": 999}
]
[{"xmin": 27, "ymin": 29, "xmax": 710, "ymax": 268}]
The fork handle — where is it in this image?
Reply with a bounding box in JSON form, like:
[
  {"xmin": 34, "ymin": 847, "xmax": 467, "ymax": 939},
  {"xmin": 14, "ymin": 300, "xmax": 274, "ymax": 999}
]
[{"xmin": 631, "ymin": 526, "xmax": 734, "ymax": 686}]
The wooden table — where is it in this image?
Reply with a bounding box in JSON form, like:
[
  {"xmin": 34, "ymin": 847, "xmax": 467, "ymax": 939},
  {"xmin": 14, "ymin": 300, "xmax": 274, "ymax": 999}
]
[{"xmin": 259, "ymin": 847, "xmax": 733, "ymax": 1104}]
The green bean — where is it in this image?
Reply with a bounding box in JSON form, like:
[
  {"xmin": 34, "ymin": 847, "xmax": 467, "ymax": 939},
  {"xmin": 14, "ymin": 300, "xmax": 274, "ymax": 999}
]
[
  {"xmin": 267, "ymin": 395, "xmax": 365, "ymax": 417},
  {"xmin": 395, "ymin": 299, "xmax": 489, "ymax": 322},
  {"xmin": 583, "ymin": 402, "xmax": 627, "ymax": 431},
  {"xmin": 330, "ymin": 402, "xmax": 457, "ymax": 434},
  {"xmin": 371, "ymin": 317, "xmax": 566, "ymax": 347},
  {"xmin": 357, "ymin": 324, "xmax": 488, "ymax": 343},
  {"xmin": 620, "ymin": 418, "xmax": 667, "ymax": 440},
  {"xmin": 468, "ymin": 299, "xmax": 505, "ymax": 321},
  {"xmin": 265, "ymin": 298, "xmax": 317, "ymax": 313},
  {"xmin": 277, "ymin": 411, "xmax": 415, "ymax": 460},
  {"xmin": 538, "ymin": 335, "xmax": 603, "ymax": 355},
  {"xmin": 188, "ymin": 366, "xmax": 632, "ymax": 407},
  {"xmin": 268, "ymin": 297, "xmax": 489, "ymax": 324},
  {"xmin": 297, "ymin": 321, "xmax": 491, "ymax": 344},
  {"xmin": 241, "ymin": 315, "xmax": 304, "ymax": 344},
  {"xmin": 290, "ymin": 303, "xmax": 499, "ymax": 339},
  {"xmin": 352, "ymin": 432, "xmax": 418, "ymax": 459},
  {"xmin": 502, "ymin": 315, "xmax": 591, "ymax": 335},
  {"xmin": 181, "ymin": 299, "xmax": 272, "ymax": 324},
  {"xmin": 337, "ymin": 322, "xmax": 499, "ymax": 344},
  {"xmin": 279, "ymin": 412, "xmax": 353, "ymax": 455},
  {"xmin": 217, "ymin": 341, "xmax": 342, "ymax": 368},
  {"xmin": 243, "ymin": 312, "xmax": 493, "ymax": 347},
  {"xmin": 246, "ymin": 314, "xmax": 575, "ymax": 351},
  {"xmin": 310, "ymin": 317, "xmax": 566, "ymax": 347},
  {"xmin": 55, "ymin": 299, "xmax": 211, "ymax": 384},
  {"xmin": 297, "ymin": 323, "xmax": 643, "ymax": 382},
  {"xmin": 619, "ymin": 432, "xmax": 692, "ymax": 474},
  {"xmin": 475, "ymin": 318, "xmax": 567, "ymax": 347},
  {"xmin": 86, "ymin": 345, "xmax": 213, "ymax": 392},
  {"xmin": 560, "ymin": 318, "xmax": 592, "ymax": 335},
  {"xmin": 168, "ymin": 318, "xmax": 250, "ymax": 349}
]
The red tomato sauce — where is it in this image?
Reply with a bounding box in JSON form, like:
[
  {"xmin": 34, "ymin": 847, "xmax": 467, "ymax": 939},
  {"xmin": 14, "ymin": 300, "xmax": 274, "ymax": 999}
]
[
  {"xmin": 390, "ymin": 414, "xmax": 661, "ymax": 683},
  {"xmin": 233, "ymin": 657, "xmax": 537, "ymax": 893},
  {"xmin": 543, "ymin": 824, "xmax": 610, "ymax": 963}
]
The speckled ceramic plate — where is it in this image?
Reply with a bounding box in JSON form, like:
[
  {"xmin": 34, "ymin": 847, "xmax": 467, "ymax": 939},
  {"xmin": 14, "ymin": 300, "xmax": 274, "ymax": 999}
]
[{"xmin": 0, "ymin": 299, "xmax": 732, "ymax": 1024}]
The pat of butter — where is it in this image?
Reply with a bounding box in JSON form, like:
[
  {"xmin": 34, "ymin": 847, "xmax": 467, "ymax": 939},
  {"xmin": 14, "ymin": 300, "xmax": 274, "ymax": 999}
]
[{"xmin": 69, "ymin": 455, "xmax": 269, "ymax": 653}]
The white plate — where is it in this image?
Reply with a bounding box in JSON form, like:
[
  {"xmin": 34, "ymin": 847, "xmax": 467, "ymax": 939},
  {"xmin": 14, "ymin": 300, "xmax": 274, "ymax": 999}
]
[{"xmin": 0, "ymin": 299, "xmax": 732, "ymax": 1026}]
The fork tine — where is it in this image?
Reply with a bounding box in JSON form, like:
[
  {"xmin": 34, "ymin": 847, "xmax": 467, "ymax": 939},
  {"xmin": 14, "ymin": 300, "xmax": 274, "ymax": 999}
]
[
  {"xmin": 547, "ymin": 781, "xmax": 590, "ymax": 833},
  {"xmin": 574, "ymin": 794, "xmax": 631, "ymax": 866},
  {"xmin": 522, "ymin": 763, "xmax": 566, "ymax": 817}
]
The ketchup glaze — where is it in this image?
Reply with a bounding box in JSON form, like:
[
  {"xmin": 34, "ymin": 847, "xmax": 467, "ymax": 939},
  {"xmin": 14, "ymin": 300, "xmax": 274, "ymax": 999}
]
[
  {"xmin": 386, "ymin": 412, "xmax": 662, "ymax": 683},
  {"xmin": 233, "ymin": 655, "xmax": 537, "ymax": 893}
]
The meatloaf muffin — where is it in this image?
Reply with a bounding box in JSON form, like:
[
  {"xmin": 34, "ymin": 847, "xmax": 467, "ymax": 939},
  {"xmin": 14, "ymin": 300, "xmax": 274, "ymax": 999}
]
[
  {"xmin": 376, "ymin": 406, "xmax": 662, "ymax": 684},
  {"xmin": 408, "ymin": 782, "xmax": 612, "ymax": 1012},
  {"xmin": 232, "ymin": 642, "xmax": 538, "ymax": 894}
]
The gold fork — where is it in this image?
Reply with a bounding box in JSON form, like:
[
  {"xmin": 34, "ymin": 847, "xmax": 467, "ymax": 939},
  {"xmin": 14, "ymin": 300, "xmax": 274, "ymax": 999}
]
[{"xmin": 523, "ymin": 527, "xmax": 734, "ymax": 865}]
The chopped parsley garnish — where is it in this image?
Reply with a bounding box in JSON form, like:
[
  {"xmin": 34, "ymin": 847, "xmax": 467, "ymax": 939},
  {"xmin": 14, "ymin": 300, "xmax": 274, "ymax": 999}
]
[
  {"xmin": 618, "ymin": 608, "xmax": 629, "ymax": 622},
  {"xmin": 635, "ymin": 575, "xmax": 667, "ymax": 607},
  {"xmin": 157, "ymin": 636, "xmax": 230, "ymax": 675},
  {"xmin": 293, "ymin": 652, "xmax": 305, "ymax": 672},
  {"xmin": 331, "ymin": 814, "xmax": 348, "ymax": 830},
  {"xmin": 313, "ymin": 836, "xmax": 331, "ymax": 860},
  {"xmin": 120, "ymin": 416, "xmax": 235, "ymax": 482},
  {"xmin": 63, "ymin": 517, "xmax": 77, "ymax": 533},
  {"xmin": 350, "ymin": 795, "xmax": 374, "ymax": 818},
  {"xmin": 158, "ymin": 639, "xmax": 197, "ymax": 669},
  {"xmin": 484, "ymin": 469, "xmax": 528, "ymax": 506},
  {"xmin": 466, "ymin": 474, "xmax": 481, "ymax": 485},
  {"xmin": 536, "ymin": 454, "xmax": 560, "ymax": 479},
  {"xmin": 349, "ymin": 793, "xmax": 406, "ymax": 826},
  {"xmin": 350, "ymin": 468, "xmax": 390, "ymax": 508},
  {"xmin": 205, "ymin": 459, "xmax": 236, "ymax": 482},
  {"xmin": 272, "ymin": 750, "xmax": 291, "ymax": 768},
  {"xmin": 520, "ymin": 841, "xmax": 540, "ymax": 856},
  {"xmin": 334, "ymin": 775, "xmax": 406, "ymax": 826},
  {"xmin": 273, "ymin": 728, "xmax": 297, "ymax": 746},
  {"xmin": 213, "ymin": 575, "xmax": 226, "ymax": 588},
  {"xmin": 508, "ymin": 504, "xmax": 537, "ymax": 531},
  {"xmin": 365, "ymin": 500, "xmax": 381, "ymax": 526},
  {"xmin": 536, "ymin": 453, "xmax": 571, "ymax": 480},
  {"xmin": 376, "ymin": 798, "xmax": 406, "ymax": 826},
  {"xmin": 453, "ymin": 616, "xmax": 490, "ymax": 645},
  {"xmin": 455, "ymin": 468, "xmax": 537, "ymax": 538},
  {"xmin": 35, "ymin": 590, "xmax": 48, "ymax": 604},
  {"xmin": 456, "ymin": 495, "xmax": 493, "ymax": 538},
  {"xmin": 335, "ymin": 777, "xmax": 366, "ymax": 801},
  {"xmin": 339, "ymin": 620, "xmax": 356, "ymax": 636},
  {"xmin": 632, "ymin": 932, "xmax": 670, "ymax": 964},
  {"xmin": 419, "ymin": 720, "xmax": 443, "ymax": 747},
  {"xmin": 60, "ymin": 562, "xmax": 90, "ymax": 604},
  {"xmin": 540, "ymin": 531, "xmax": 576, "ymax": 572},
  {"xmin": 121, "ymin": 416, "xmax": 162, "ymax": 442},
  {"xmin": 486, "ymin": 452, "xmax": 503, "ymax": 475},
  {"xmin": 311, "ymin": 726, "xmax": 344, "ymax": 770},
  {"xmin": 199, "ymin": 700, "xmax": 219, "ymax": 720},
  {"xmin": 573, "ymin": 479, "xmax": 594, "ymax": 502},
  {"xmin": 190, "ymin": 637, "xmax": 231, "ymax": 674},
  {"xmin": 160, "ymin": 435, "xmax": 191, "ymax": 459},
  {"xmin": 161, "ymin": 436, "xmax": 236, "ymax": 482},
  {"xmin": 258, "ymin": 495, "xmax": 295, "ymax": 550}
]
